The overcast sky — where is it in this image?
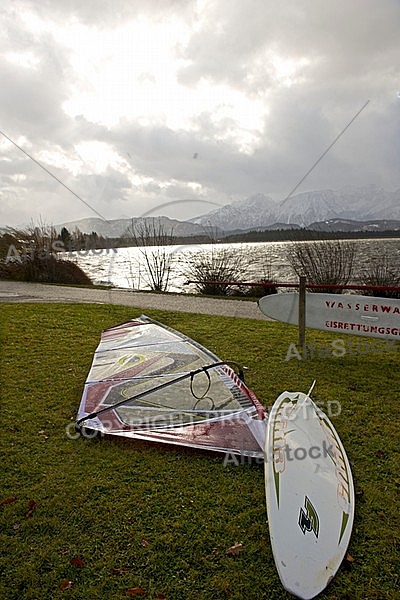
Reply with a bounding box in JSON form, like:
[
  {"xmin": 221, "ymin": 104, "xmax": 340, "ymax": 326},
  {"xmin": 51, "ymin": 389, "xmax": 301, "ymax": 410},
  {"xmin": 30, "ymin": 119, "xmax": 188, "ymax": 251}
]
[{"xmin": 0, "ymin": 0, "xmax": 399, "ymax": 227}]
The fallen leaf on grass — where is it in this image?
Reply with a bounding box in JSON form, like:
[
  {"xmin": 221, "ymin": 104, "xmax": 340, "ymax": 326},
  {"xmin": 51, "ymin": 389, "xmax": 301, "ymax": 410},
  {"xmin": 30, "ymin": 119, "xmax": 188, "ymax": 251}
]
[
  {"xmin": 140, "ymin": 539, "xmax": 150, "ymax": 547},
  {"xmin": 376, "ymin": 449, "xmax": 388, "ymax": 459},
  {"xmin": 59, "ymin": 580, "xmax": 74, "ymax": 590},
  {"xmin": 341, "ymin": 553, "xmax": 355, "ymax": 572},
  {"xmin": 70, "ymin": 556, "xmax": 84, "ymax": 568},
  {"xmin": 126, "ymin": 588, "xmax": 147, "ymax": 595},
  {"xmin": 225, "ymin": 542, "xmax": 243, "ymax": 556},
  {"xmin": 25, "ymin": 500, "xmax": 37, "ymax": 519},
  {"xmin": 0, "ymin": 497, "xmax": 17, "ymax": 506}
]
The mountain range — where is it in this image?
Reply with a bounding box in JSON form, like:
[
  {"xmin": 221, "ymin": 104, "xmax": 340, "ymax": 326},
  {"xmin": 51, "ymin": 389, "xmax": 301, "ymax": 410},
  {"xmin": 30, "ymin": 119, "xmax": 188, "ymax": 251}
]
[
  {"xmin": 191, "ymin": 185, "xmax": 400, "ymax": 230},
  {"xmin": 56, "ymin": 185, "xmax": 400, "ymax": 237},
  {"xmin": 57, "ymin": 216, "xmax": 216, "ymax": 239}
]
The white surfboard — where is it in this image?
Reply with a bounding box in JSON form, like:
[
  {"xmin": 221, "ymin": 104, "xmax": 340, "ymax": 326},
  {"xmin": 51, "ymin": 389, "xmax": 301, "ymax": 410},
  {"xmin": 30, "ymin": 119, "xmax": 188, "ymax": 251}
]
[
  {"xmin": 265, "ymin": 391, "xmax": 354, "ymax": 600},
  {"xmin": 259, "ymin": 292, "xmax": 400, "ymax": 340}
]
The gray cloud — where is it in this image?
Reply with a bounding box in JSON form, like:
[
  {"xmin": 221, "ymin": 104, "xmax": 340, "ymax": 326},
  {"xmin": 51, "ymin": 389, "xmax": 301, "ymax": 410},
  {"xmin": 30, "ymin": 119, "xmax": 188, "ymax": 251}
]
[
  {"xmin": 20, "ymin": 0, "xmax": 195, "ymax": 27},
  {"xmin": 0, "ymin": 0, "xmax": 399, "ymax": 227},
  {"xmin": 178, "ymin": 1, "xmax": 400, "ymax": 95}
]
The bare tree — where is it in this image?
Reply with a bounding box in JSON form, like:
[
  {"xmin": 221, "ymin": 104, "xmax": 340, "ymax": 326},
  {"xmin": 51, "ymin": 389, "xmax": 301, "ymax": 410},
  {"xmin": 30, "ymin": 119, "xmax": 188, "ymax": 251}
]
[
  {"xmin": 286, "ymin": 239, "xmax": 356, "ymax": 293},
  {"xmin": 127, "ymin": 218, "xmax": 175, "ymax": 292}
]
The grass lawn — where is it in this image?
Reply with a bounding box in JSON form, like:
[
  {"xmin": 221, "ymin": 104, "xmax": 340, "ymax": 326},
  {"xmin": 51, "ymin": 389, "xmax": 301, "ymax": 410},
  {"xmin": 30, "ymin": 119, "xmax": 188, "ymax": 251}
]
[{"xmin": 0, "ymin": 303, "xmax": 399, "ymax": 600}]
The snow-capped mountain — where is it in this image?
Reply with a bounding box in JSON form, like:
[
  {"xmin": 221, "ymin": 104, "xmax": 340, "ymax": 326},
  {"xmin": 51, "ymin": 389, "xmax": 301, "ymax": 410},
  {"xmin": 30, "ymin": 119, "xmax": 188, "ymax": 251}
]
[{"xmin": 191, "ymin": 185, "xmax": 400, "ymax": 230}]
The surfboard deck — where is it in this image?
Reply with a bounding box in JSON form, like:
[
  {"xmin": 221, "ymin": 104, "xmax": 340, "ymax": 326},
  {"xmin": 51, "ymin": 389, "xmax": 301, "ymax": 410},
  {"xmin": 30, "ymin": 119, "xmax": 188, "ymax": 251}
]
[
  {"xmin": 265, "ymin": 392, "xmax": 354, "ymax": 600},
  {"xmin": 259, "ymin": 292, "xmax": 400, "ymax": 340}
]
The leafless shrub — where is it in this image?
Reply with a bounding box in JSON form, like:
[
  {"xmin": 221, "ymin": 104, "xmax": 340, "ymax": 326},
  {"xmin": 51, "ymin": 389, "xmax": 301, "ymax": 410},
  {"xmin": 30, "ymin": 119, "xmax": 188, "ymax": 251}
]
[
  {"xmin": 0, "ymin": 232, "xmax": 16, "ymax": 261},
  {"xmin": 237, "ymin": 252, "xmax": 278, "ymax": 297},
  {"xmin": 358, "ymin": 250, "xmax": 400, "ymax": 298},
  {"xmin": 286, "ymin": 239, "xmax": 356, "ymax": 293},
  {"xmin": 127, "ymin": 218, "xmax": 175, "ymax": 292},
  {"xmin": 238, "ymin": 277, "xmax": 278, "ymax": 297},
  {"xmin": 184, "ymin": 245, "xmax": 252, "ymax": 295},
  {"xmin": 0, "ymin": 220, "xmax": 92, "ymax": 285},
  {"xmin": 0, "ymin": 255, "xmax": 92, "ymax": 284}
]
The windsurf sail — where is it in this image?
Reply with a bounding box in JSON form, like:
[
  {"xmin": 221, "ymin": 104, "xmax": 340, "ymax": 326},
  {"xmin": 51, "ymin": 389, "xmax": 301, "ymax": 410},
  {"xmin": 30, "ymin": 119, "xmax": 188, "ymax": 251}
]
[{"xmin": 76, "ymin": 315, "xmax": 266, "ymax": 457}]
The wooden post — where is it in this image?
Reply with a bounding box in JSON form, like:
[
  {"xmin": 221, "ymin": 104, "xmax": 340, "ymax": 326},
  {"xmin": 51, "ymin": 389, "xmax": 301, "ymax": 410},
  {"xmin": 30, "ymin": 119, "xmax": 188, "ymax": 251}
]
[{"xmin": 298, "ymin": 276, "xmax": 306, "ymax": 347}]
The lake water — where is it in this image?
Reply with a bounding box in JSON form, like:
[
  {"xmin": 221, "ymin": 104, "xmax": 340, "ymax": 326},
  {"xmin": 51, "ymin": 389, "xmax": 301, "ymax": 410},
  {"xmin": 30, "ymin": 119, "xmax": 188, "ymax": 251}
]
[{"xmin": 69, "ymin": 238, "xmax": 400, "ymax": 293}]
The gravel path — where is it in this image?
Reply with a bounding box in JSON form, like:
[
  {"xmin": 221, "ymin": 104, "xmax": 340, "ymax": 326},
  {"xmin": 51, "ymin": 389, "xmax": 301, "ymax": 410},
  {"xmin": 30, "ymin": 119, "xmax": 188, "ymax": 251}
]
[{"xmin": 0, "ymin": 280, "xmax": 270, "ymax": 320}]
